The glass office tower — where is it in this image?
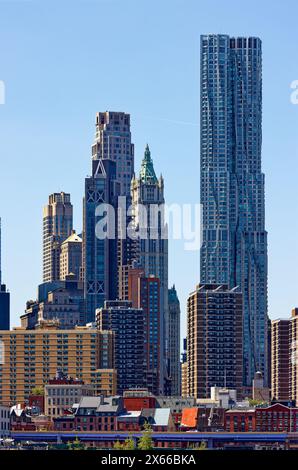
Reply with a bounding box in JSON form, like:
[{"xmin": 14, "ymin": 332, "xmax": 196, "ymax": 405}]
[
  {"xmin": 83, "ymin": 112, "xmax": 132, "ymax": 323},
  {"xmin": 83, "ymin": 158, "xmax": 120, "ymax": 323},
  {"xmin": 200, "ymin": 34, "xmax": 268, "ymax": 386}
]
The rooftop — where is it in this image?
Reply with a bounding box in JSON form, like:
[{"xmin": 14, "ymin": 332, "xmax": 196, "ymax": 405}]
[{"xmin": 139, "ymin": 144, "xmax": 158, "ymax": 184}]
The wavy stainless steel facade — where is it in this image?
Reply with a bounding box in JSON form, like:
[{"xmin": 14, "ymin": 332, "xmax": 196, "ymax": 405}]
[{"xmin": 200, "ymin": 34, "xmax": 268, "ymax": 386}]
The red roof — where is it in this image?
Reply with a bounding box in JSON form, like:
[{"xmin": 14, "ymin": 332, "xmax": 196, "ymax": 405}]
[{"xmin": 180, "ymin": 408, "xmax": 199, "ymax": 428}]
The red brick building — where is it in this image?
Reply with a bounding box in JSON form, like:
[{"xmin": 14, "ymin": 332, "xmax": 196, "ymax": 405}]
[
  {"xmin": 29, "ymin": 394, "xmax": 45, "ymax": 413},
  {"xmin": 53, "ymin": 415, "xmax": 74, "ymax": 431},
  {"xmin": 255, "ymin": 403, "xmax": 298, "ymax": 432},
  {"xmin": 123, "ymin": 390, "xmax": 157, "ymax": 412},
  {"xmin": 53, "ymin": 395, "xmax": 123, "ymax": 432},
  {"xmin": 225, "ymin": 404, "xmax": 298, "ymax": 432},
  {"xmin": 225, "ymin": 409, "xmax": 256, "ymax": 432}
]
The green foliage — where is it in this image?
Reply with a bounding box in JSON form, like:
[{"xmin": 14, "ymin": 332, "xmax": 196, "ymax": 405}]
[
  {"xmin": 190, "ymin": 441, "xmax": 207, "ymax": 451},
  {"xmin": 113, "ymin": 440, "xmax": 123, "ymax": 450},
  {"xmin": 138, "ymin": 423, "xmax": 154, "ymax": 450},
  {"xmin": 31, "ymin": 386, "xmax": 44, "ymax": 396},
  {"xmin": 123, "ymin": 438, "xmax": 135, "ymax": 450},
  {"xmin": 248, "ymin": 398, "xmax": 268, "ymax": 407},
  {"xmin": 198, "ymin": 441, "xmax": 207, "ymax": 451},
  {"xmin": 114, "ymin": 437, "xmax": 135, "ymax": 450},
  {"xmin": 67, "ymin": 437, "xmax": 86, "ymax": 451}
]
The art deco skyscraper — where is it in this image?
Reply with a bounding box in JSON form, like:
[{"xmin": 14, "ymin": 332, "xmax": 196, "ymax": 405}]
[
  {"xmin": 43, "ymin": 193, "xmax": 73, "ymax": 282},
  {"xmin": 200, "ymin": 35, "xmax": 268, "ymax": 386}
]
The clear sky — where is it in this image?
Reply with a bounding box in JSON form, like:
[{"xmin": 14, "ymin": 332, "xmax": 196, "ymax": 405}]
[{"xmin": 0, "ymin": 0, "xmax": 297, "ymax": 340}]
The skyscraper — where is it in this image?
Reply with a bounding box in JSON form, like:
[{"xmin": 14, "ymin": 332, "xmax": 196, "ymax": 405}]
[
  {"xmin": 181, "ymin": 338, "xmax": 188, "ymax": 398},
  {"xmin": 126, "ymin": 267, "xmax": 161, "ymax": 395},
  {"xmin": 83, "ymin": 158, "xmax": 120, "ymax": 323},
  {"xmin": 43, "ymin": 193, "xmax": 73, "ymax": 282},
  {"xmin": 187, "ymin": 284, "xmax": 243, "ymax": 399},
  {"xmin": 83, "ymin": 112, "xmax": 133, "ymax": 323},
  {"xmin": 168, "ymin": 285, "xmax": 181, "ymax": 396},
  {"xmin": 60, "ymin": 230, "xmax": 82, "ymax": 281},
  {"xmin": 91, "ymin": 112, "xmax": 134, "ymax": 197},
  {"xmin": 271, "ymin": 309, "xmax": 298, "ymax": 404},
  {"xmin": 131, "ymin": 145, "xmax": 168, "ymax": 393},
  {"xmin": 96, "ymin": 300, "xmax": 144, "ymax": 394},
  {"xmin": 0, "ymin": 219, "xmax": 9, "ymax": 330},
  {"xmin": 200, "ymin": 34, "xmax": 268, "ymax": 386},
  {"xmin": 289, "ymin": 308, "xmax": 298, "ymax": 404}
]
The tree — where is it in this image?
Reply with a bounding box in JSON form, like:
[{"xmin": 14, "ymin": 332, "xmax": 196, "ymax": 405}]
[
  {"xmin": 248, "ymin": 398, "xmax": 268, "ymax": 407},
  {"xmin": 67, "ymin": 437, "xmax": 85, "ymax": 450},
  {"xmin": 114, "ymin": 437, "xmax": 135, "ymax": 450},
  {"xmin": 191, "ymin": 441, "xmax": 207, "ymax": 451},
  {"xmin": 31, "ymin": 386, "xmax": 44, "ymax": 396},
  {"xmin": 123, "ymin": 437, "xmax": 135, "ymax": 450},
  {"xmin": 114, "ymin": 441, "xmax": 123, "ymax": 450},
  {"xmin": 138, "ymin": 423, "xmax": 153, "ymax": 450},
  {"xmin": 198, "ymin": 441, "xmax": 207, "ymax": 451}
]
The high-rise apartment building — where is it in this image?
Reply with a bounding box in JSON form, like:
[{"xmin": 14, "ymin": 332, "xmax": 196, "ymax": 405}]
[
  {"xmin": 0, "ymin": 325, "xmax": 115, "ymax": 406},
  {"xmin": 270, "ymin": 309, "xmax": 298, "ymax": 404},
  {"xmin": 131, "ymin": 145, "xmax": 168, "ymax": 393},
  {"xmin": 271, "ymin": 318, "xmax": 290, "ymax": 402},
  {"xmin": 181, "ymin": 338, "xmax": 188, "ymax": 398},
  {"xmin": 0, "ymin": 218, "xmax": 10, "ymax": 330},
  {"xmin": 168, "ymin": 285, "xmax": 181, "ymax": 396},
  {"xmin": 200, "ymin": 35, "xmax": 268, "ymax": 386},
  {"xmin": 187, "ymin": 284, "xmax": 243, "ymax": 399},
  {"xmin": 60, "ymin": 230, "xmax": 82, "ymax": 281},
  {"xmin": 126, "ymin": 268, "xmax": 161, "ymax": 395},
  {"xmin": 289, "ymin": 308, "xmax": 298, "ymax": 404},
  {"xmin": 96, "ymin": 300, "xmax": 144, "ymax": 394},
  {"xmin": 43, "ymin": 193, "xmax": 73, "ymax": 282}
]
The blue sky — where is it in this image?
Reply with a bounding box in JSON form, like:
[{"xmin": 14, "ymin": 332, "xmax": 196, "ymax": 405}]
[{"xmin": 0, "ymin": 0, "xmax": 297, "ymax": 339}]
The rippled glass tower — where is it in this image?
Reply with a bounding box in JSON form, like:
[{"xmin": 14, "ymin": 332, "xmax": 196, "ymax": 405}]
[{"xmin": 200, "ymin": 34, "xmax": 268, "ymax": 386}]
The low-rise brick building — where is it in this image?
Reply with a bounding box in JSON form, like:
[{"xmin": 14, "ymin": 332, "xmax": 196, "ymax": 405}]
[
  {"xmin": 255, "ymin": 403, "xmax": 298, "ymax": 432},
  {"xmin": 225, "ymin": 409, "xmax": 256, "ymax": 432},
  {"xmin": 54, "ymin": 395, "xmax": 124, "ymax": 432}
]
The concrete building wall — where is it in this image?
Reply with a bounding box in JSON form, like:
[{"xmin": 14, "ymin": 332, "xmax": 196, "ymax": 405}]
[
  {"xmin": 43, "ymin": 192, "xmax": 73, "ymax": 283},
  {"xmin": 187, "ymin": 284, "xmax": 243, "ymax": 399},
  {"xmin": 271, "ymin": 319, "xmax": 291, "ymax": 402},
  {"xmin": 0, "ymin": 326, "xmax": 115, "ymax": 405},
  {"xmin": 96, "ymin": 300, "xmax": 144, "ymax": 394},
  {"xmin": 0, "ymin": 404, "xmax": 10, "ymax": 438}
]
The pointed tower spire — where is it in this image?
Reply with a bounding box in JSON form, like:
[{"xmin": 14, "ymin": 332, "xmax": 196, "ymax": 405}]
[{"xmin": 140, "ymin": 144, "xmax": 158, "ymax": 184}]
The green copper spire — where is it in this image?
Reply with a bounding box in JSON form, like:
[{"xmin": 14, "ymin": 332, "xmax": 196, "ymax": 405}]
[
  {"xmin": 139, "ymin": 144, "xmax": 158, "ymax": 184},
  {"xmin": 168, "ymin": 285, "xmax": 179, "ymax": 304}
]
